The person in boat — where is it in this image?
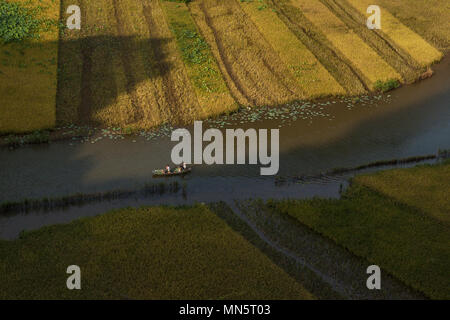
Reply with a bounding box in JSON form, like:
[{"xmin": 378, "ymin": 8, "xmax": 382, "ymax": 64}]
[{"xmin": 164, "ymin": 164, "xmax": 170, "ymax": 174}]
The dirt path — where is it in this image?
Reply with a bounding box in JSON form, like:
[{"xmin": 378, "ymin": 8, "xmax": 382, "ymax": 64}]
[{"xmin": 190, "ymin": 0, "xmax": 304, "ymax": 106}]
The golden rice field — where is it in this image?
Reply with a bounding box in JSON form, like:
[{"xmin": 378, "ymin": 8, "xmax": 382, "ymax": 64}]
[
  {"xmin": 346, "ymin": 0, "xmax": 443, "ymax": 68},
  {"xmin": 0, "ymin": 0, "xmax": 447, "ymax": 133},
  {"xmin": 375, "ymin": 0, "xmax": 450, "ymax": 53},
  {"xmin": 237, "ymin": 0, "xmax": 345, "ymax": 97},
  {"xmin": 290, "ymin": 0, "xmax": 402, "ymax": 90}
]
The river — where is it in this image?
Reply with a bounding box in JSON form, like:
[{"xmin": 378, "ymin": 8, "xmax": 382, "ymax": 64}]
[{"xmin": 0, "ymin": 56, "xmax": 449, "ymax": 239}]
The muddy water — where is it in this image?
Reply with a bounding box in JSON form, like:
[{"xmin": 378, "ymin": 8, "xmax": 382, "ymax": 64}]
[{"xmin": 0, "ymin": 57, "xmax": 449, "ymax": 235}]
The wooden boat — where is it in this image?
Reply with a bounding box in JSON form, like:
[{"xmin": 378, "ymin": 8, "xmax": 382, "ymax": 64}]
[{"xmin": 152, "ymin": 167, "xmax": 192, "ymax": 177}]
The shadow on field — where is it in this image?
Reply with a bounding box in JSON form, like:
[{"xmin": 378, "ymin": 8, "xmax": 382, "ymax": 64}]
[{"xmin": 55, "ymin": 35, "xmax": 173, "ymax": 125}]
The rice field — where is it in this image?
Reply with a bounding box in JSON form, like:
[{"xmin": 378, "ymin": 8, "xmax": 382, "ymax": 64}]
[
  {"xmin": 189, "ymin": 0, "xmax": 305, "ymax": 106},
  {"xmin": 0, "ymin": 0, "xmax": 59, "ymax": 134},
  {"xmin": 375, "ymin": 0, "xmax": 450, "ymax": 53},
  {"xmin": 0, "ymin": 204, "xmax": 313, "ymax": 299},
  {"xmin": 1, "ymin": 0, "xmax": 446, "ymax": 133},
  {"xmin": 57, "ymin": 0, "xmax": 208, "ymax": 128},
  {"xmin": 290, "ymin": 0, "xmax": 402, "ymax": 90},
  {"xmin": 263, "ymin": 161, "xmax": 450, "ymax": 299},
  {"xmin": 238, "ymin": 0, "xmax": 345, "ymax": 97},
  {"xmin": 355, "ymin": 162, "xmax": 450, "ymax": 224},
  {"xmin": 160, "ymin": 1, "xmax": 236, "ymax": 118},
  {"xmin": 345, "ymin": 0, "xmax": 443, "ymax": 68}
]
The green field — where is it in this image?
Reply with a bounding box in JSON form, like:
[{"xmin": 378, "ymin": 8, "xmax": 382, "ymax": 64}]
[
  {"xmin": 0, "ymin": 0, "xmax": 59, "ymax": 133},
  {"xmin": 259, "ymin": 161, "xmax": 450, "ymax": 299},
  {"xmin": 0, "ymin": 204, "xmax": 313, "ymax": 299}
]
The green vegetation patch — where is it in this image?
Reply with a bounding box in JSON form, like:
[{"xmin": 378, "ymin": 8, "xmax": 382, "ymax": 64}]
[
  {"xmin": 374, "ymin": 79, "xmax": 400, "ymax": 92},
  {"xmin": 0, "ymin": 0, "xmax": 59, "ymax": 44},
  {"xmin": 264, "ymin": 162, "xmax": 450, "ymax": 299},
  {"xmin": 0, "ymin": 204, "xmax": 312, "ymax": 299},
  {"xmin": 2, "ymin": 130, "xmax": 50, "ymax": 148}
]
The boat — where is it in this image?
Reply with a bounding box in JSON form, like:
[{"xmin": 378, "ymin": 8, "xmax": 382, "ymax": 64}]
[{"xmin": 152, "ymin": 167, "xmax": 192, "ymax": 177}]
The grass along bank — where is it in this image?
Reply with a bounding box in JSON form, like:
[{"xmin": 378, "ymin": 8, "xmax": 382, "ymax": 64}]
[
  {"xmin": 0, "ymin": 181, "xmax": 182, "ymax": 215},
  {"xmin": 0, "ymin": 204, "xmax": 313, "ymax": 299},
  {"xmin": 263, "ymin": 161, "xmax": 450, "ymax": 299},
  {"xmin": 0, "ymin": 0, "xmax": 60, "ymax": 133}
]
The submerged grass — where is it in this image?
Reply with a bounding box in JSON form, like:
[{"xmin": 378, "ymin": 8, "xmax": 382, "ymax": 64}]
[
  {"xmin": 295, "ymin": 154, "xmax": 438, "ymax": 182},
  {"xmin": 0, "ymin": 181, "xmax": 181, "ymax": 215},
  {"xmin": 0, "ymin": 203, "xmax": 313, "ymax": 299},
  {"xmin": 267, "ymin": 161, "xmax": 450, "ymax": 299}
]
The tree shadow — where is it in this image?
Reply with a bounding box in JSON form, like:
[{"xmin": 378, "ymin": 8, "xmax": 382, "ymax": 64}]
[{"xmin": 55, "ymin": 35, "xmax": 174, "ymax": 126}]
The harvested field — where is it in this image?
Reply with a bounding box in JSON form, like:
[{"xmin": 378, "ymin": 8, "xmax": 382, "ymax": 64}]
[
  {"xmin": 267, "ymin": 161, "xmax": 450, "ymax": 299},
  {"xmin": 290, "ymin": 0, "xmax": 402, "ymax": 90},
  {"xmin": 317, "ymin": 0, "xmax": 423, "ymax": 83},
  {"xmin": 266, "ymin": 0, "xmax": 367, "ymax": 95},
  {"xmin": 238, "ymin": 0, "xmax": 345, "ymax": 98},
  {"xmin": 160, "ymin": 1, "xmax": 236, "ymax": 118},
  {"xmin": 0, "ymin": 0, "xmax": 59, "ymax": 133},
  {"xmin": 3, "ymin": 0, "xmax": 449, "ymax": 133},
  {"xmin": 189, "ymin": 0, "xmax": 305, "ymax": 106},
  {"xmin": 58, "ymin": 0, "xmax": 232, "ymax": 129},
  {"xmin": 345, "ymin": 0, "xmax": 443, "ymax": 68},
  {"xmin": 375, "ymin": 0, "xmax": 450, "ymax": 53}
]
